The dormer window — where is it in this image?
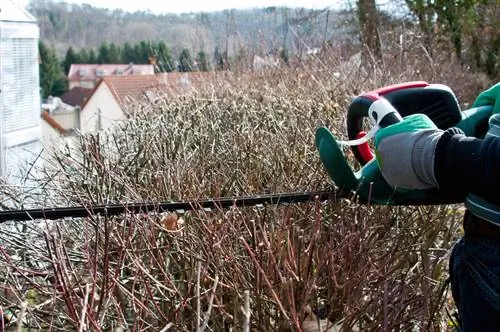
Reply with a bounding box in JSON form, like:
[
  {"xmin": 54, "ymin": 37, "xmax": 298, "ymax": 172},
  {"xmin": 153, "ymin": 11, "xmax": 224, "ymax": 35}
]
[{"xmin": 79, "ymin": 68, "xmax": 88, "ymax": 76}]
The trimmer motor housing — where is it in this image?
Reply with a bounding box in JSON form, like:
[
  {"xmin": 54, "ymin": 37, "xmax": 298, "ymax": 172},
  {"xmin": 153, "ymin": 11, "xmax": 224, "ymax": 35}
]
[
  {"xmin": 315, "ymin": 81, "xmax": 494, "ymax": 205},
  {"xmin": 346, "ymin": 81, "xmax": 489, "ymax": 165}
]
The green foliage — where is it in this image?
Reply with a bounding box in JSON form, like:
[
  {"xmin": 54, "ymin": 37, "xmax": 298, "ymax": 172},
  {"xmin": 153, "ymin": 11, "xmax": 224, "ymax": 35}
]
[
  {"xmin": 178, "ymin": 48, "xmax": 194, "ymax": 72},
  {"xmin": 39, "ymin": 41, "xmax": 68, "ymax": 98},
  {"xmin": 405, "ymin": 0, "xmax": 499, "ymax": 78},
  {"xmin": 63, "ymin": 46, "xmax": 79, "ymax": 74},
  {"xmin": 61, "ymin": 40, "xmax": 179, "ymax": 73},
  {"xmin": 97, "ymin": 41, "xmax": 110, "ymax": 64},
  {"xmin": 122, "ymin": 42, "xmax": 136, "ymax": 64},
  {"xmin": 96, "ymin": 42, "xmax": 124, "ymax": 64},
  {"xmin": 88, "ymin": 49, "xmax": 98, "ymax": 63},
  {"xmin": 108, "ymin": 43, "xmax": 123, "ymax": 64},
  {"xmin": 156, "ymin": 41, "xmax": 174, "ymax": 72},
  {"xmin": 196, "ymin": 50, "xmax": 210, "ymax": 71}
]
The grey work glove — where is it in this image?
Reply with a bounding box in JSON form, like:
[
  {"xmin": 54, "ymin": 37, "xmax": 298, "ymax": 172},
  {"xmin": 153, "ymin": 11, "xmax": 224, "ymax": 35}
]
[{"xmin": 374, "ymin": 114, "xmax": 443, "ymax": 190}]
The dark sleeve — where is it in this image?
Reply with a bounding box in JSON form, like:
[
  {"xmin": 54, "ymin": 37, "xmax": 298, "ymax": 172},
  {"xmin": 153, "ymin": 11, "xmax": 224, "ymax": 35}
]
[{"xmin": 434, "ymin": 128, "xmax": 500, "ymax": 205}]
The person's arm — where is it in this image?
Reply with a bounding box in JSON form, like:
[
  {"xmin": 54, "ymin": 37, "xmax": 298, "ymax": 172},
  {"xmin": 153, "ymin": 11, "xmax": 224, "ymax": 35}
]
[{"xmin": 434, "ymin": 128, "xmax": 500, "ymax": 205}]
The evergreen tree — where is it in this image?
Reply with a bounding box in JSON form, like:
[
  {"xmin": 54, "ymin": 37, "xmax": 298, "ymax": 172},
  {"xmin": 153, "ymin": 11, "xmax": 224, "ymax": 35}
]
[
  {"xmin": 88, "ymin": 49, "xmax": 97, "ymax": 63},
  {"xmin": 78, "ymin": 47, "xmax": 90, "ymax": 63},
  {"xmin": 157, "ymin": 41, "xmax": 174, "ymax": 72},
  {"xmin": 196, "ymin": 50, "xmax": 210, "ymax": 71},
  {"xmin": 178, "ymin": 48, "xmax": 194, "ymax": 72},
  {"xmin": 133, "ymin": 43, "xmax": 146, "ymax": 64},
  {"xmin": 108, "ymin": 42, "xmax": 123, "ymax": 63},
  {"xmin": 39, "ymin": 41, "xmax": 68, "ymax": 98},
  {"xmin": 138, "ymin": 40, "xmax": 152, "ymax": 63},
  {"xmin": 97, "ymin": 41, "xmax": 111, "ymax": 64},
  {"xmin": 122, "ymin": 42, "xmax": 135, "ymax": 63},
  {"xmin": 63, "ymin": 46, "xmax": 79, "ymax": 74}
]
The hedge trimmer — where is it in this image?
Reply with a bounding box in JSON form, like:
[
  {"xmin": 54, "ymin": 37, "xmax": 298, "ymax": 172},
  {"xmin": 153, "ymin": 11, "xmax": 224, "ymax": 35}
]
[{"xmin": 0, "ymin": 81, "xmax": 493, "ymax": 222}]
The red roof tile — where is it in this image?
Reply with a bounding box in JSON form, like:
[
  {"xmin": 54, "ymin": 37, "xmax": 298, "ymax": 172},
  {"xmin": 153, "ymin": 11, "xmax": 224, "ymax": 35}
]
[
  {"xmin": 68, "ymin": 64, "xmax": 155, "ymax": 82},
  {"xmin": 60, "ymin": 86, "xmax": 93, "ymax": 107},
  {"xmin": 81, "ymin": 72, "xmax": 220, "ymax": 110},
  {"xmin": 102, "ymin": 74, "xmax": 168, "ymax": 105}
]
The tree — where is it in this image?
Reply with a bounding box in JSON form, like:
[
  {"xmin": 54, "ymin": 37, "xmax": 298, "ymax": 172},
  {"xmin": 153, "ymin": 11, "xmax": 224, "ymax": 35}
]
[
  {"xmin": 88, "ymin": 49, "xmax": 97, "ymax": 63},
  {"xmin": 78, "ymin": 48, "xmax": 90, "ymax": 63},
  {"xmin": 157, "ymin": 41, "xmax": 174, "ymax": 72},
  {"xmin": 404, "ymin": 0, "xmax": 435, "ymax": 53},
  {"xmin": 196, "ymin": 50, "xmax": 210, "ymax": 71},
  {"xmin": 97, "ymin": 41, "xmax": 111, "ymax": 64},
  {"xmin": 63, "ymin": 46, "xmax": 79, "ymax": 74},
  {"xmin": 357, "ymin": 0, "xmax": 382, "ymax": 64},
  {"xmin": 39, "ymin": 41, "xmax": 68, "ymax": 98},
  {"xmin": 122, "ymin": 42, "xmax": 135, "ymax": 63},
  {"xmin": 178, "ymin": 48, "xmax": 194, "ymax": 72},
  {"xmin": 108, "ymin": 42, "xmax": 123, "ymax": 63},
  {"xmin": 138, "ymin": 40, "xmax": 152, "ymax": 64}
]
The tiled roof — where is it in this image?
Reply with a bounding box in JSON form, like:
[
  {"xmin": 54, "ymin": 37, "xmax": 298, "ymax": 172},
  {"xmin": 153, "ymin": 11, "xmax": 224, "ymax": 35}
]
[
  {"xmin": 102, "ymin": 74, "xmax": 169, "ymax": 105},
  {"xmin": 81, "ymin": 72, "xmax": 219, "ymax": 110},
  {"xmin": 68, "ymin": 64, "xmax": 155, "ymax": 82},
  {"xmin": 60, "ymin": 86, "xmax": 93, "ymax": 107},
  {"xmin": 41, "ymin": 111, "xmax": 67, "ymax": 134}
]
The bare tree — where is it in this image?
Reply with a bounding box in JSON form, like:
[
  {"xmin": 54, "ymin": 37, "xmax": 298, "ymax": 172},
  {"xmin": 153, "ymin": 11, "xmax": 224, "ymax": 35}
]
[{"xmin": 357, "ymin": 0, "xmax": 383, "ymax": 65}]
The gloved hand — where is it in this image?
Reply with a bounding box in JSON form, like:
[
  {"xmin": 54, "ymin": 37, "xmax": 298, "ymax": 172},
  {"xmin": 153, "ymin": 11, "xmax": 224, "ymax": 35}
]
[
  {"xmin": 374, "ymin": 114, "xmax": 444, "ymax": 190},
  {"xmin": 473, "ymin": 82, "xmax": 500, "ymax": 114}
]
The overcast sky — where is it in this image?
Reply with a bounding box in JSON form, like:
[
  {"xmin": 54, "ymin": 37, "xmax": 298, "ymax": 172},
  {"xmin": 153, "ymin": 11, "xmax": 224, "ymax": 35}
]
[{"xmin": 19, "ymin": 0, "xmax": 348, "ymax": 14}]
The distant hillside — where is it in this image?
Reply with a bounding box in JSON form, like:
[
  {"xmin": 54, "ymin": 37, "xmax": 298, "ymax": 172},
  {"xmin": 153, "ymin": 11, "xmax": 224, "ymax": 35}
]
[{"xmin": 27, "ymin": 1, "xmax": 360, "ymax": 60}]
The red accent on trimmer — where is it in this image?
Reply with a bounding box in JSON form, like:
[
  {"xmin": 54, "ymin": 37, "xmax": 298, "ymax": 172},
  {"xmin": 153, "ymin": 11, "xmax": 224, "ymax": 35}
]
[
  {"xmin": 355, "ymin": 131, "xmax": 375, "ymax": 162},
  {"xmin": 362, "ymin": 81, "xmax": 429, "ymax": 103},
  {"xmin": 372, "ymin": 81, "xmax": 429, "ymax": 96}
]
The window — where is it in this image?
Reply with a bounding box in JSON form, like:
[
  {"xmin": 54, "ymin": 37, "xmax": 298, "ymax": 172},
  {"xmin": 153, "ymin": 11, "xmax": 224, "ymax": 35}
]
[
  {"xmin": 0, "ymin": 38, "xmax": 39, "ymax": 133},
  {"xmin": 79, "ymin": 68, "xmax": 88, "ymax": 76},
  {"xmin": 80, "ymin": 81, "xmax": 94, "ymax": 89},
  {"xmin": 115, "ymin": 69, "xmax": 124, "ymax": 75},
  {"xmin": 96, "ymin": 69, "xmax": 106, "ymax": 76}
]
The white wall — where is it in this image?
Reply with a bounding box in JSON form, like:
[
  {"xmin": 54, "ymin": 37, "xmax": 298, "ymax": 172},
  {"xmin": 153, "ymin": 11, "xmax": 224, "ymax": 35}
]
[
  {"xmin": 80, "ymin": 83, "xmax": 125, "ymax": 132},
  {"xmin": 0, "ymin": 18, "xmax": 41, "ymax": 181},
  {"xmin": 40, "ymin": 119, "xmax": 79, "ymax": 164}
]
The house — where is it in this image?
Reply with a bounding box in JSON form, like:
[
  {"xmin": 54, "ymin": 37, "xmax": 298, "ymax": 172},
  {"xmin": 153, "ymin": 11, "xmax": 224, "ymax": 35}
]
[
  {"xmin": 0, "ymin": 0, "xmax": 42, "ymax": 181},
  {"xmin": 41, "ymin": 96, "xmax": 80, "ymax": 131},
  {"xmin": 60, "ymin": 86, "xmax": 93, "ymax": 108},
  {"xmin": 40, "ymin": 110, "xmax": 79, "ymax": 165},
  {"xmin": 79, "ymin": 72, "xmax": 211, "ymax": 132},
  {"xmin": 68, "ymin": 63, "xmax": 155, "ymax": 90}
]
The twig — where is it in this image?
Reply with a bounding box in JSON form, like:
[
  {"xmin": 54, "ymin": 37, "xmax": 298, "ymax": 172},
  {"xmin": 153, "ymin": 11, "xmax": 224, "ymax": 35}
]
[
  {"xmin": 78, "ymin": 284, "xmax": 91, "ymax": 332},
  {"xmin": 159, "ymin": 322, "xmax": 174, "ymax": 332},
  {"xmin": 196, "ymin": 260, "xmax": 202, "ymax": 332},
  {"xmin": 16, "ymin": 301, "xmax": 27, "ymax": 332},
  {"xmin": 199, "ymin": 275, "xmax": 219, "ymax": 332},
  {"xmin": 239, "ymin": 236, "xmax": 290, "ymax": 321},
  {"xmin": 242, "ymin": 290, "xmax": 250, "ymax": 332}
]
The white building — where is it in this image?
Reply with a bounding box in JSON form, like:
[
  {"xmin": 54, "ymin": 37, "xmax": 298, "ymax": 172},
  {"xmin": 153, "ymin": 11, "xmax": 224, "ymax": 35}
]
[{"xmin": 0, "ymin": 1, "xmax": 42, "ymax": 182}]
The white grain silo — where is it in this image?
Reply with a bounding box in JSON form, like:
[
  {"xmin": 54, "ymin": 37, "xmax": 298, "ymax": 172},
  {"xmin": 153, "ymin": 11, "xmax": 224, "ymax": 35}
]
[{"xmin": 0, "ymin": 0, "xmax": 42, "ymax": 182}]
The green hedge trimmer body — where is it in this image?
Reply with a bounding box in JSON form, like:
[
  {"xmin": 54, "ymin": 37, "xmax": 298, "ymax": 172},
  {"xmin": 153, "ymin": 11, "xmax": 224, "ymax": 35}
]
[{"xmin": 316, "ymin": 81, "xmax": 493, "ymax": 205}]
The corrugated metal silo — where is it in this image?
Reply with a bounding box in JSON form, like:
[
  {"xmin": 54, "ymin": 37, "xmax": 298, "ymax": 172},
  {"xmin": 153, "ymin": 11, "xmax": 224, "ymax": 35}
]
[{"xmin": 0, "ymin": 0, "xmax": 42, "ymax": 182}]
